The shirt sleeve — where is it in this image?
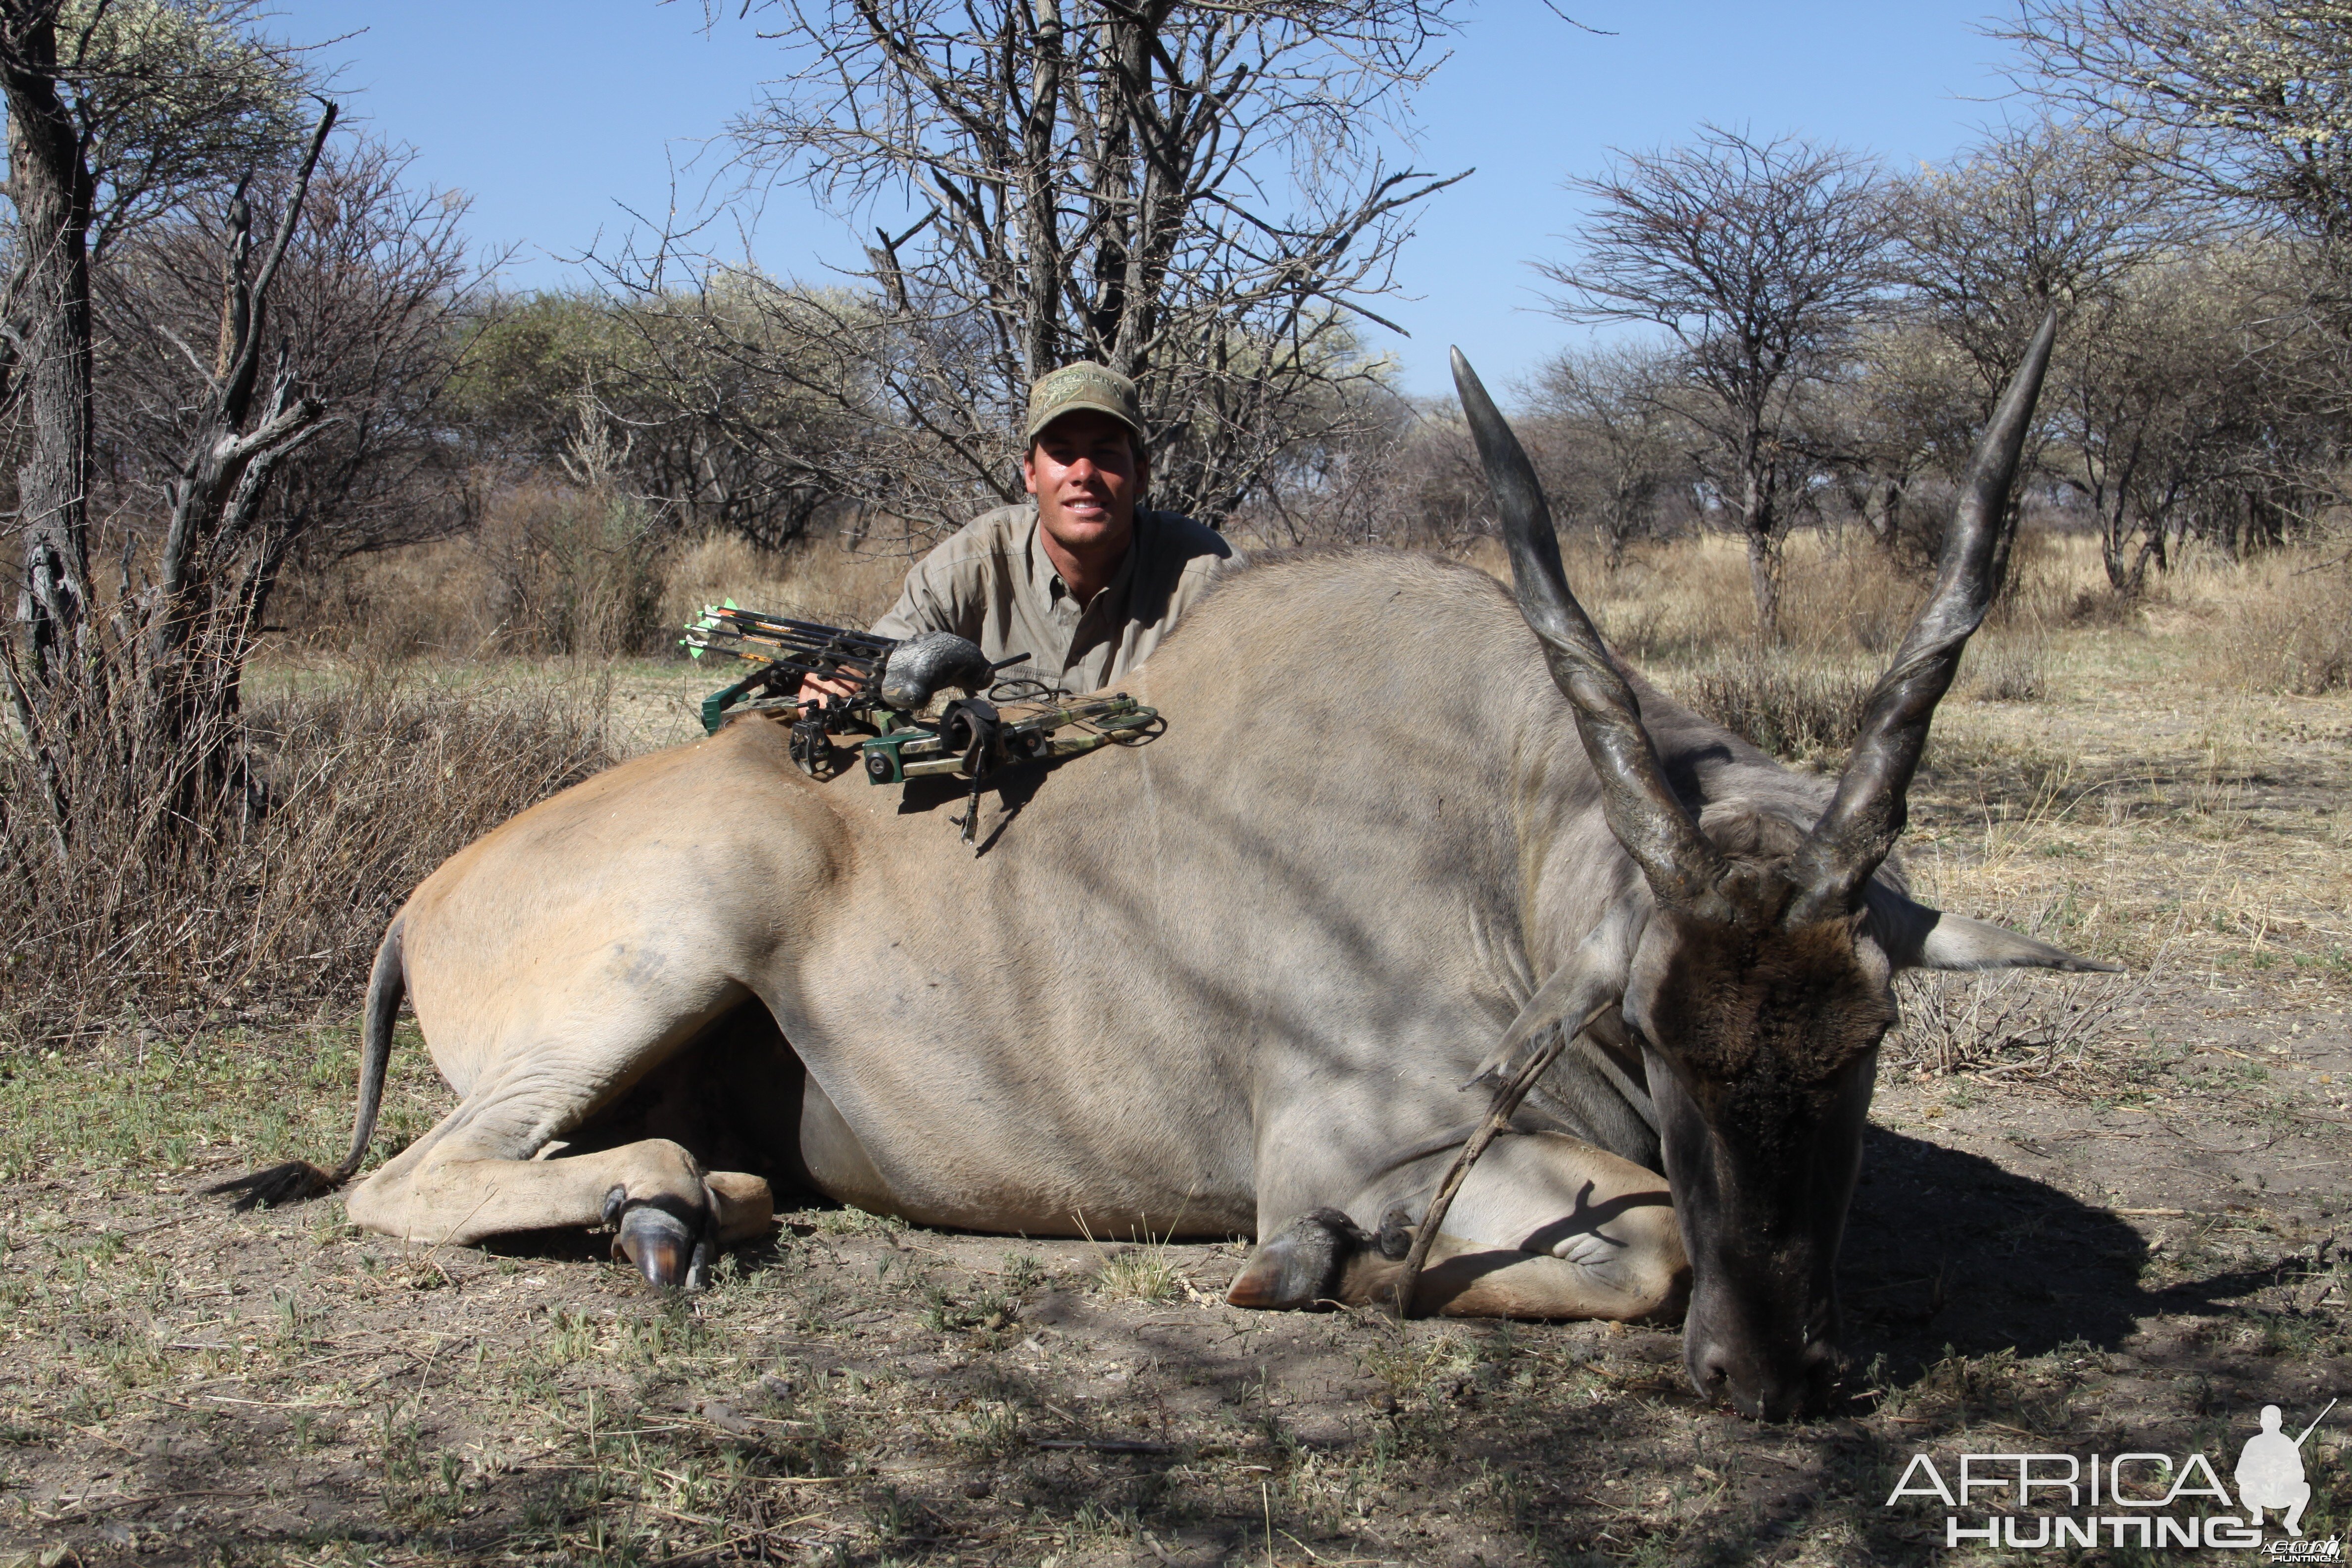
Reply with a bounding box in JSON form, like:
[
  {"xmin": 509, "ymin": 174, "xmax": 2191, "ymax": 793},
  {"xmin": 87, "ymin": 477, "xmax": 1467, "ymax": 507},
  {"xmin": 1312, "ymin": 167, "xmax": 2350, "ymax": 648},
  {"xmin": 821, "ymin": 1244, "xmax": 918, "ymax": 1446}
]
[{"xmin": 869, "ymin": 540, "xmax": 981, "ymax": 641}]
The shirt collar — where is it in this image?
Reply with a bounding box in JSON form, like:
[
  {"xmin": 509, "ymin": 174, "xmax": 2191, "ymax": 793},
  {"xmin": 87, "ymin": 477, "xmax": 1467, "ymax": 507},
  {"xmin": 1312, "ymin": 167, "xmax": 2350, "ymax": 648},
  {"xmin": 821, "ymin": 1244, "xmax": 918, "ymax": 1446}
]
[{"xmin": 1030, "ymin": 504, "xmax": 1150, "ymax": 609}]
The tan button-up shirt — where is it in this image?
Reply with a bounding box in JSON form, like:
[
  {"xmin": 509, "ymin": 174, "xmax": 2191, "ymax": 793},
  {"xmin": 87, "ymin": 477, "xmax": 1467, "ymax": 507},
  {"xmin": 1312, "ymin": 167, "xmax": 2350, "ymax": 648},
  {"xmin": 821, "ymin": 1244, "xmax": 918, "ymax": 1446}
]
[{"xmin": 870, "ymin": 503, "xmax": 1239, "ymax": 693}]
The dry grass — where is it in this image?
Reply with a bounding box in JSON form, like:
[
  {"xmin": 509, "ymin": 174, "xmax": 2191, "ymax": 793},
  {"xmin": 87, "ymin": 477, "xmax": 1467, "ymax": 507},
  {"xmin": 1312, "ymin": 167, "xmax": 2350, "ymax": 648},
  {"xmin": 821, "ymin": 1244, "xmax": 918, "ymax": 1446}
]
[
  {"xmin": 1583, "ymin": 528, "xmax": 2096, "ymax": 655},
  {"xmin": 1675, "ymin": 660, "xmax": 1876, "ymax": 760},
  {"xmin": 0, "ymin": 520, "xmax": 2349, "ymax": 1566},
  {"xmin": 1466, "ymin": 528, "xmax": 2092, "ymax": 760},
  {"xmin": 658, "ymin": 531, "xmax": 913, "ymax": 635},
  {"xmin": 0, "ymin": 663, "xmax": 617, "ymax": 1048},
  {"xmin": 285, "ymin": 484, "xmax": 668, "ymax": 659},
  {"xmin": 288, "ymin": 519, "xmax": 919, "ymax": 663},
  {"xmin": 475, "ymin": 481, "xmax": 666, "ymax": 656},
  {"xmin": 2213, "ymin": 547, "xmax": 2352, "ymax": 694},
  {"xmin": 1966, "ymin": 633, "xmax": 2052, "ymax": 702},
  {"xmin": 1886, "ymin": 964, "xmax": 2154, "ymax": 1080}
]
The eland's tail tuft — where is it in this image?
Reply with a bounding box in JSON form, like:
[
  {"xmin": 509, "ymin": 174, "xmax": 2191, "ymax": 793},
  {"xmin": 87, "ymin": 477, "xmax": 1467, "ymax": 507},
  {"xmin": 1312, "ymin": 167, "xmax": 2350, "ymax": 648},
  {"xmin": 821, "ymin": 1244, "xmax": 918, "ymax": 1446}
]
[
  {"xmin": 207, "ymin": 1160, "xmax": 337, "ymax": 1211},
  {"xmin": 206, "ymin": 917, "xmax": 405, "ymax": 1213}
]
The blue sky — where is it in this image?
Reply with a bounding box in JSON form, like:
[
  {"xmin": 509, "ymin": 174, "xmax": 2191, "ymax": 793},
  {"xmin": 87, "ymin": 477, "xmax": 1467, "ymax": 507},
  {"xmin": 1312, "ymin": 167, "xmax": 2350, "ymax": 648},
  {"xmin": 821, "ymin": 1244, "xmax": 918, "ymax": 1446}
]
[{"xmin": 274, "ymin": 0, "xmax": 2026, "ymax": 399}]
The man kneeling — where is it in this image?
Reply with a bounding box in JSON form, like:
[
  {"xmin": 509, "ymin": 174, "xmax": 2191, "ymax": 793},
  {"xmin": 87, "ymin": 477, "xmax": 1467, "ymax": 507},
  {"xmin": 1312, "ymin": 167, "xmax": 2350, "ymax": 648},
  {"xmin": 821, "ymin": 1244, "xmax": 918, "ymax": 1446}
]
[{"xmin": 805, "ymin": 360, "xmax": 1237, "ymax": 707}]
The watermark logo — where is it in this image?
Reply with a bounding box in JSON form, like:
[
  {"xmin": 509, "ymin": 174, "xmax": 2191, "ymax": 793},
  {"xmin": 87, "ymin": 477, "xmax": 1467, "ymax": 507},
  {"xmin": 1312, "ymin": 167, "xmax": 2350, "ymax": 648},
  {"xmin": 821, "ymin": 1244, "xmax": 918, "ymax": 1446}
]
[
  {"xmin": 1883, "ymin": 1397, "xmax": 2338, "ymax": 1554},
  {"xmin": 2240, "ymin": 1401, "xmax": 2328, "ymax": 1539}
]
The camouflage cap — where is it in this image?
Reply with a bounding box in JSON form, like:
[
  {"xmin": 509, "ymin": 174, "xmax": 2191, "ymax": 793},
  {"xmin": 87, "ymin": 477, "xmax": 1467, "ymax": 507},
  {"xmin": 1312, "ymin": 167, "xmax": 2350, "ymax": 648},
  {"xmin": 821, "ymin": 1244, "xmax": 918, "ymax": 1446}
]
[{"xmin": 1024, "ymin": 360, "xmax": 1146, "ymax": 453}]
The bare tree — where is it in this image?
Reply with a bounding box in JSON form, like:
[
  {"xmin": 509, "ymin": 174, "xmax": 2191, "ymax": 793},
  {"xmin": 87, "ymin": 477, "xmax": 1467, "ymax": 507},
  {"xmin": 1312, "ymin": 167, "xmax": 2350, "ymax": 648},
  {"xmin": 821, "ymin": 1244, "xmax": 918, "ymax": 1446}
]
[
  {"xmin": 440, "ymin": 283, "xmax": 884, "ymax": 552},
  {"xmin": 2054, "ymin": 248, "xmax": 2278, "ymax": 593},
  {"xmin": 1232, "ymin": 384, "xmax": 1490, "ymax": 551},
  {"xmin": 1527, "ymin": 343, "xmax": 1693, "ymax": 568},
  {"xmin": 130, "ymin": 109, "xmax": 339, "ymax": 799},
  {"xmin": 1541, "ymin": 126, "xmax": 1892, "ymax": 640},
  {"xmin": 1886, "ymin": 117, "xmax": 2197, "ymax": 584},
  {"xmin": 593, "ymin": 281, "xmax": 901, "ymax": 548},
  {"xmin": 692, "ymin": 0, "xmax": 1467, "ymax": 533},
  {"xmin": 94, "ymin": 130, "xmax": 481, "ymax": 732},
  {"xmin": 1, "ymin": 0, "xmax": 312, "ymax": 840},
  {"xmin": 1894, "ymin": 117, "xmax": 2185, "ymax": 391}
]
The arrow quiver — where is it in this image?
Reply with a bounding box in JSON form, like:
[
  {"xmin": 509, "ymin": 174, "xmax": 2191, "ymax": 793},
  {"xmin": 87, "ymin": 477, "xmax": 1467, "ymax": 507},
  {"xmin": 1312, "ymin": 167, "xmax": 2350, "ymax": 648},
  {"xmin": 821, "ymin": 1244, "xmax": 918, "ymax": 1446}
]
[{"xmin": 682, "ymin": 602, "xmax": 901, "ymax": 775}]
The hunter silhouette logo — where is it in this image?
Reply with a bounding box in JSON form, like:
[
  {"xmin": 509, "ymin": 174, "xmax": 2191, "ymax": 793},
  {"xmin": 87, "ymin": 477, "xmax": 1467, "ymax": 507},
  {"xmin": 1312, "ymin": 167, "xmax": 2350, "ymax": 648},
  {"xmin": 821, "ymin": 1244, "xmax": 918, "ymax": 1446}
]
[
  {"xmin": 2238, "ymin": 1399, "xmax": 2332, "ymax": 1538},
  {"xmin": 1882, "ymin": 1394, "xmax": 2339, "ymax": 1552}
]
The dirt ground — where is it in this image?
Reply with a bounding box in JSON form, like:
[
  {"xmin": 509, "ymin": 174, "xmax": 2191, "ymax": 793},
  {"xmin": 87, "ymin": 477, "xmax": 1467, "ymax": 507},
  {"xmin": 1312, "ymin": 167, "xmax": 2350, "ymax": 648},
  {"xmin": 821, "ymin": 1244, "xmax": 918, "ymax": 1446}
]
[{"xmin": 1, "ymin": 604, "xmax": 2348, "ymax": 1567}]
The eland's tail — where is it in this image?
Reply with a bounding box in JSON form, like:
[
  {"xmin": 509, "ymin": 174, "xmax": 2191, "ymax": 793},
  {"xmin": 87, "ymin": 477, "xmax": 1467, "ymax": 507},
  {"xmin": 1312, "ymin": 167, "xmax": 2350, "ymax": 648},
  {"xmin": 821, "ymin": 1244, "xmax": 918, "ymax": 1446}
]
[{"xmin": 208, "ymin": 917, "xmax": 404, "ymax": 1211}]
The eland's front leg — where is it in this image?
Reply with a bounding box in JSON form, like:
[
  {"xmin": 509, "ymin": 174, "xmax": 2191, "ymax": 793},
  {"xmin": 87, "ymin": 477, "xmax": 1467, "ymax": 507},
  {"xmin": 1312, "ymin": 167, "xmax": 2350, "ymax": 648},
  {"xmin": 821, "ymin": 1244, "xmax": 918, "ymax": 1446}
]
[{"xmin": 1229, "ymin": 1130, "xmax": 1685, "ymax": 1320}]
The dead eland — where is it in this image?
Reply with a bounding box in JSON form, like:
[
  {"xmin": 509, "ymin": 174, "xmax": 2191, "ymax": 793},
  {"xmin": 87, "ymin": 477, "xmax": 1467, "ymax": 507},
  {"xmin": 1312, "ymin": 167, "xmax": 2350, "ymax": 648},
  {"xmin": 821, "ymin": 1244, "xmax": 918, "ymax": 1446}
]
[{"xmin": 223, "ymin": 327, "xmax": 2108, "ymax": 1420}]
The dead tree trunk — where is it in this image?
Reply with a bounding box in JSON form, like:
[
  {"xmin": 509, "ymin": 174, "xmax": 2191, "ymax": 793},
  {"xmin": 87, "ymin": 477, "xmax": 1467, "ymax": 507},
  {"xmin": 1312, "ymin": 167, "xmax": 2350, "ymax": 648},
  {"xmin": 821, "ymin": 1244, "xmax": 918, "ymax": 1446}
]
[
  {"xmin": 0, "ymin": 75, "xmax": 336, "ymax": 861},
  {"xmin": 1734, "ymin": 423, "xmax": 1786, "ymax": 644},
  {"xmin": 141, "ymin": 106, "xmax": 338, "ymax": 813},
  {"xmin": 1, "ymin": 2, "xmax": 104, "ymax": 854}
]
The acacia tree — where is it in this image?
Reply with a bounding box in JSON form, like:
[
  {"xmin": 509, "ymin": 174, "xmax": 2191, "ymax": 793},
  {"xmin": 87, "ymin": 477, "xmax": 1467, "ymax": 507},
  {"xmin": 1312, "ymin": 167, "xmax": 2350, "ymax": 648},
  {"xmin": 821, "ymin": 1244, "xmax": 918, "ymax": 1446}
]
[
  {"xmin": 698, "ymin": 0, "xmax": 1467, "ymax": 533},
  {"xmin": 1233, "ymin": 383, "xmax": 1491, "ymax": 550},
  {"xmin": 1790, "ymin": 319, "xmax": 1978, "ymax": 560},
  {"xmin": 1855, "ymin": 118, "xmax": 2184, "ymax": 578},
  {"xmin": 2001, "ymin": 0, "xmax": 2352, "ymax": 243},
  {"xmin": 2054, "ymin": 250, "xmax": 2283, "ymax": 593},
  {"xmin": 1528, "ymin": 343, "xmax": 1693, "ymax": 568},
  {"xmin": 440, "ymin": 285, "xmax": 880, "ymax": 552},
  {"xmin": 1541, "ymin": 126, "xmax": 1891, "ymax": 641},
  {"xmin": 1894, "ymin": 118, "xmax": 2182, "ymax": 388}
]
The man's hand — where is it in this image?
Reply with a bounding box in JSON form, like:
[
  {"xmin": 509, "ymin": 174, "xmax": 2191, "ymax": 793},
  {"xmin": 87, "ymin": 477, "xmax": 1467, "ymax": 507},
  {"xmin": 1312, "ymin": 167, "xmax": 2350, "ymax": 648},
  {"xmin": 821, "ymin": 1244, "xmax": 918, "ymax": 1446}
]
[{"xmin": 797, "ymin": 670, "xmax": 861, "ymax": 709}]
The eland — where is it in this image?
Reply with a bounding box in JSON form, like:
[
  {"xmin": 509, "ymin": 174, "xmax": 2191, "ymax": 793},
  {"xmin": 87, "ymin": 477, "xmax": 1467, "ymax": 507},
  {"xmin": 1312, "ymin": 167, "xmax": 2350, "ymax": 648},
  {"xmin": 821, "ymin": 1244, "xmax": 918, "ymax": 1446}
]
[{"xmin": 223, "ymin": 321, "xmax": 2108, "ymax": 1419}]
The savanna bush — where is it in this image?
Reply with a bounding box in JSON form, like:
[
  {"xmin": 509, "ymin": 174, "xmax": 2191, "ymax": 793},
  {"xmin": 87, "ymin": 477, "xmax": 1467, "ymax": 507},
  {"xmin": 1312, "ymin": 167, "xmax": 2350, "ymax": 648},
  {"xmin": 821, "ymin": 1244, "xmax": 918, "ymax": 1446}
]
[
  {"xmin": 0, "ymin": 667, "xmax": 616, "ymax": 1047},
  {"xmin": 1672, "ymin": 660, "xmax": 1877, "ymax": 761},
  {"xmin": 478, "ymin": 481, "xmax": 666, "ymax": 656},
  {"xmin": 2220, "ymin": 553, "xmax": 2352, "ymax": 694}
]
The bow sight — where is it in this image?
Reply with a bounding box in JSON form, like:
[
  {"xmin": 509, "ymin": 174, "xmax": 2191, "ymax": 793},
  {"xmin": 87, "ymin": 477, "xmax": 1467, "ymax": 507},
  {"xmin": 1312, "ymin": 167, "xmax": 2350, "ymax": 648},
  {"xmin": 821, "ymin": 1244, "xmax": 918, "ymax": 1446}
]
[{"xmin": 683, "ymin": 603, "xmax": 1159, "ymax": 842}]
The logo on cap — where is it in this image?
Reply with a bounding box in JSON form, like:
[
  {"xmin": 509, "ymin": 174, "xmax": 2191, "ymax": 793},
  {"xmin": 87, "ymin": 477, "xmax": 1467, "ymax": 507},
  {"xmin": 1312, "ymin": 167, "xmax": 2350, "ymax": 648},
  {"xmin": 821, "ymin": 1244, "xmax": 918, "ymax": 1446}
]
[{"xmin": 1025, "ymin": 361, "xmax": 1145, "ymax": 449}]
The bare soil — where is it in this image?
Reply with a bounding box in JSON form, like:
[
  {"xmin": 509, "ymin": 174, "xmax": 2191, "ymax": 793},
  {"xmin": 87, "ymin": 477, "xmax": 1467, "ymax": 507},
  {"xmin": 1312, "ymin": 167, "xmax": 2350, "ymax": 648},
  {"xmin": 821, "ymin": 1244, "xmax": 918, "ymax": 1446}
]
[{"xmin": 1, "ymin": 615, "xmax": 2347, "ymax": 1568}]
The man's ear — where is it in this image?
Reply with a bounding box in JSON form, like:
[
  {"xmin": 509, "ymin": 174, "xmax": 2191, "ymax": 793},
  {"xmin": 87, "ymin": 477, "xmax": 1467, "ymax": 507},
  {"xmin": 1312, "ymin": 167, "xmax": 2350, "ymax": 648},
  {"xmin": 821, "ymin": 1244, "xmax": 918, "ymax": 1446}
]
[
  {"xmin": 1020, "ymin": 443, "xmax": 1041, "ymax": 498},
  {"xmin": 1863, "ymin": 883, "xmax": 2123, "ymax": 973}
]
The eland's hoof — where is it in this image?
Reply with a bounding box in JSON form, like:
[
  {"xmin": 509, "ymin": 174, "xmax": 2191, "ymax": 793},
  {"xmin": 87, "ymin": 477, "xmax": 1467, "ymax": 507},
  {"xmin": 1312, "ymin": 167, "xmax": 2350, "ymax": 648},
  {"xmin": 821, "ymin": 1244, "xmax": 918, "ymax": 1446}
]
[
  {"xmin": 1226, "ymin": 1208, "xmax": 1373, "ymax": 1310},
  {"xmin": 611, "ymin": 1200, "xmax": 711, "ymax": 1290}
]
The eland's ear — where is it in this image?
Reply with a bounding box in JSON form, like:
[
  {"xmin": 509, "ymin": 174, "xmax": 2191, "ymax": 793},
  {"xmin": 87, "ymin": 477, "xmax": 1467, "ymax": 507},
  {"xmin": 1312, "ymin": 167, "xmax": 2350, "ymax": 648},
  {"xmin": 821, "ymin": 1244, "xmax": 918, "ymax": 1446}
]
[{"xmin": 1864, "ymin": 886, "xmax": 2122, "ymax": 973}]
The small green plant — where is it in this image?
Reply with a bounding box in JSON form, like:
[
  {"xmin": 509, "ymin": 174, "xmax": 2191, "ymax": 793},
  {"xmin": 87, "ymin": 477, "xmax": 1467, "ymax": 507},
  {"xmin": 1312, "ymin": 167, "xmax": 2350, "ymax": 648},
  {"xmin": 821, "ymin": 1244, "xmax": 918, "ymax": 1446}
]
[
  {"xmin": 863, "ymin": 1481, "xmax": 915, "ymax": 1544},
  {"xmin": 789, "ymin": 1278, "xmax": 842, "ymax": 1335},
  {"xmin": 1360, "ymin": 1326, "xmax": 1480, "ymax": 1403},
  {"xmin": 544, "ymin": 1306, "xmax": 600, "ymax": 1364},
  {"xmin": 923, "ymin": 1283, "xmax": 1019, "ymax": 1341},
  {"xmin": 999, "ymin": 1252, "xmax": 1046, "ymax": 1294},
  {"xmin": 809, "ymin": 1205, "xmax": 906, "ymax": 1239},
  {"xmin": 953, "ymin": 1400, "xmax": 1022, "ymax": 1458}
]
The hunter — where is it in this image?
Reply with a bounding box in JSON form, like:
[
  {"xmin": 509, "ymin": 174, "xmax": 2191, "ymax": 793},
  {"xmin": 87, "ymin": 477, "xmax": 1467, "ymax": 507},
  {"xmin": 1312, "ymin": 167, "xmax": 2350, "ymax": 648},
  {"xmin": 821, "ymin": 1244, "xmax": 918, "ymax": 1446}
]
[{"xmin": 801, "ymin": 361, "xmax": 1238, "ymax": 706}]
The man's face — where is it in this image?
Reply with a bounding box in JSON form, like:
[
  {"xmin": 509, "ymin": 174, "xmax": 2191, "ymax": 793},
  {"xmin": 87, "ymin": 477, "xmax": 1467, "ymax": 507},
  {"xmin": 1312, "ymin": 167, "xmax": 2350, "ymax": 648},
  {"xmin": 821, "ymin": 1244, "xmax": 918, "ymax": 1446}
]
[{"xmin": 1023, "ymin": 410, "xmax": 1144, "ymax": 558}]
